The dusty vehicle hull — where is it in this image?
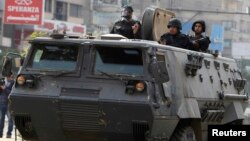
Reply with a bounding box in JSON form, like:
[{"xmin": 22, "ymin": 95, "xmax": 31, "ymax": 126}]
[
  {"xmin": 11, "ymin": 94, "xmax": 152, "ymax": 141},
  {"xmin": 7, "ymin": 7, "xmax": 248, "ymax": 141},
  {"xmin": 9, "ymin": 39, "xmax": 248, "ymax": 141}
]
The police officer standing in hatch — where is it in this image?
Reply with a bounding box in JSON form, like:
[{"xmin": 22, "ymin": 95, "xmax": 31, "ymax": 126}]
[
  {"xmin": 110, "ymin": 5, "xmax": 141, "ymax": 39},
  {"xmin": 189, "ymin": 20, "xmax": 211, "ymax": 52},
  {"xmin": 159, "ymin": 18, "xmax": 192, "ymax": 49}
]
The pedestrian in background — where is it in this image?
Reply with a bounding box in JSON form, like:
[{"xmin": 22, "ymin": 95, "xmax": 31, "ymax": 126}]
[{"xmin": 0, "ymin": 72, "xmax": 14, "ymax": 138}]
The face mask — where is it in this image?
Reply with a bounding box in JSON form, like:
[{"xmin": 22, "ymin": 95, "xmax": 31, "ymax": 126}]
[{"xmin": 121, "ymin": 9, "xmax": 132, "ymax": 20}]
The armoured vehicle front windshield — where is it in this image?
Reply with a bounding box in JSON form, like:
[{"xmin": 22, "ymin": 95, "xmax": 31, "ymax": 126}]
[
  {"xmin": 28, "ymin": 44, "xmax": 79, "ymax": 71},
  {"xmin": 94, "ymin": 46, "xmax": 143, "ymax": 76}
]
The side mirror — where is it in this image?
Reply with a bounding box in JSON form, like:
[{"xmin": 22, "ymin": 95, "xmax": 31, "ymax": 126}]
[
  {"xmin": 2, "ymin": 56, "xmax": 12, "ymax": 77},
  {"xmin": 149, "ymin": 58, "xmax": 169, "ymax": 83},
  {"xmin": 14, "ymin": 57, "xmax": 24, "ymax": 68}
]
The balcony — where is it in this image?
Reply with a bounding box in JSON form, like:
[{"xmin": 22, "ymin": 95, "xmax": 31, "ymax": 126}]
[
  {"xmin": 54, "ymin": 13, "xmax": 67, "ymax": 21},
  {"xmin": 93, "ymin": 0, "xmax": 121, "ymax": 12}
]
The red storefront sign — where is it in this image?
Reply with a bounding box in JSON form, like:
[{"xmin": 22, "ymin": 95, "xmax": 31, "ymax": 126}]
[
  {"xmin": 35, "ymin": 20, "xmax": 86, "ymax": 35},
  {"xmin": 4, "ymin": 0, "xmax": 43, "ymax": 25}
]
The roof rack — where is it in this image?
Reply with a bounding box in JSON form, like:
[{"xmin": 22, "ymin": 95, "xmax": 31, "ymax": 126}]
[
  {"xmin": 49, "ymin": 32, "xmax": 95, "ymax": 39},
  {"xmin": 50, "ymin": 33, "xmax": 65, "ymax": 39},
  {"xmin": 100, "ymin": 34, "xmax": 127, "ymax": 40}
]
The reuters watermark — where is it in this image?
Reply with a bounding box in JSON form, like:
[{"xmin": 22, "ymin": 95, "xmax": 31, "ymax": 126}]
[{"xmin": 208, "ymin": 125, "xmax": 249, "ymax": 140}]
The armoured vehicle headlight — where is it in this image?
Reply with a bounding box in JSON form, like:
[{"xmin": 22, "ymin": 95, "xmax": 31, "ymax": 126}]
[
  {"xmin": 135, "ymin": 82, "xmax": 145, "ymax": 92},
  {"xmin": 17, "ymin": 75, "xmax": 26, "ymax": 85},
  {"xmin": 126, "ymin": 80, "xmax": 146, "ymax": 94}
]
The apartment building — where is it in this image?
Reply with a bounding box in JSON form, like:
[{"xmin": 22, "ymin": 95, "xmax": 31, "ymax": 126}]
[
  {"xmin": 44, "ymin": 0, "xmax": 87, "ymax": 24},
  {"xmin": 91, "ymin": 0, "xmax": 125, "ymax": 34},
  {"xmin": 0, "ymin": 0, "xmax": 90, "ymax": 49},
  {"xmin": 129, "ymin": 0, "xmax": 250, "ymax": 58},
  {"xmin": 18, "ymin": 0, "xmax": 88, "ymax": 49},
  {"xmin": 1, "ymin": 0, "xmax": 250, "ymax": 56},
  {"xmin": 88, "ymin": 0, "xmax": 250, "ymax": 58},
  {"xmin": 0, "ymin": 0, "xmax": 16, "ymax": 48}
]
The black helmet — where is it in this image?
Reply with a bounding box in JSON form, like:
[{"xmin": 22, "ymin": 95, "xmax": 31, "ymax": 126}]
[
  {"xmin": 123, "ymin": 5, "xmax": 133, "ymax": 13},
  {"xmin": 192, "ymin": 20, "xmax": 206, "ymax": 32},
  {"xmin": 121, "ymin": 5, "xmax": 133, "ymax": 19},
  {"xmin": 167, "ymin": 18, "xmax": 182, "ymax": 30}
]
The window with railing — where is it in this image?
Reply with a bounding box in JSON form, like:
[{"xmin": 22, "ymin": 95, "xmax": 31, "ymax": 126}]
[
  {"xmin": 122, "ymin": 0, "xmax": 130, "ymax": 6},
  {"xmin": 224, "ymin": 39, "xmax": 232, "ymax": 48},
  {"xmin": 70, "ymin": 4, "xmax": 83, "ymax": 18},
  {"xmin": 222, "ymin": 20, "xmax": 236, "ymax": 31},
  {"xmin": 45, "ymin": 0, "xmax": 52, "ymax": 12},
  {"xmin": 94, "ymin": 0, "xmax": 121, "ymax": 6},
  {"xmin": 239, "ymin": 20, "xmax": 250, "ymax": 33},
  {"xmin": 0, "ymin": 0, "xmax": 3, "ymax": 10},
  {"xmin": 54, "ymin": 1, "xmax": 68, "ymax": 21},
  {"xmin": 99, "ymin": 0, "xmax": 118, "ymax": 5}
]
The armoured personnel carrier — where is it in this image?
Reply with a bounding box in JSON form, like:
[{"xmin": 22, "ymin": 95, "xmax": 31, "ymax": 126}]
[{"xmin": 2, "ymin": 7, "xmax": 248, "ymax": 141}]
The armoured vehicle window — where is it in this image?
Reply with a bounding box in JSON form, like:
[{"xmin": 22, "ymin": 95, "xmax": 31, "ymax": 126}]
[
  {"xmin": 94, "ymin": 47, "xmax": 143, "ymax": 75},
  {"xmin": 28, "ymin": 44, "xmax": 79, "ymax": 71}
]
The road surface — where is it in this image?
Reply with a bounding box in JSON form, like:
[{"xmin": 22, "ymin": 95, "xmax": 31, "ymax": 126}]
[{"xmin": 0, "ymin": 116, "xmax": 22, "ymax": 141}]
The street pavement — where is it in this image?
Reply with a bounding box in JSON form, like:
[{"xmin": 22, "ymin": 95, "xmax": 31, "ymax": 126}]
[
  {"xmin": 0, "ymin": 116, "xmax": 23, "ymax": 141},
  {"xmin": 0, "ymin": 109, "xmax": 249, "ymax": 141}
]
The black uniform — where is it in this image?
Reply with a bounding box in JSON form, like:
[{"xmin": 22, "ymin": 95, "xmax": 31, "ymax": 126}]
[
  {"xmin": 160, "ymin": 32, "xmax": 193, "ymax": 49},
  {"xmin": 189, "ymin": 35, "xmax": 211, "ymax": 52},
  {"xmin": 110, "ymin": 19, "xmax": 141, "ymax": 39},
  {"xmin": 189, "ymin": 20, "xmax": 211, "ymax": 52}
]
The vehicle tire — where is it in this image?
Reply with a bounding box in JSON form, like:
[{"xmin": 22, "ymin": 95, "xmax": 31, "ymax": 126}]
[{"xmin": 170, "ymin": 126, "xmax": 197, "ymax": 141}]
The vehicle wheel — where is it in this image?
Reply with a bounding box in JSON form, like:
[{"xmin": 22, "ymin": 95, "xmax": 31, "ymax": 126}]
[{"xmin": 171, "ymin": 126, "xmax": 197, "ymax": 141}]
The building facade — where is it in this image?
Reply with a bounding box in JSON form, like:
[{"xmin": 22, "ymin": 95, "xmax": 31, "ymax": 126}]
[
  {"xmin": 0, "ymin": 0, "xmax": 89, "ymax": 49},
  {"xmin": 129, "ymin": 0, "xmax": 250, "ymax": 58},
  {"xmin": 90, "ymin": 0, "xmax": 250, "ymax": 58},
  {"xmin": 1, "ymin": 0, "xmax": 250, "ymax": 58},
  {"xmin": 0, "ymin": 0, "xmax": 16, "ymax": 48},
  {"xmin": 44, "ymin": 0, "xmax": 88, "ymax": 24}
]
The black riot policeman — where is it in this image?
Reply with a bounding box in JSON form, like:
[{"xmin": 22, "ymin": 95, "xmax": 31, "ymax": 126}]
[
  {"xmin": 159, "ymin": 18, "xmax": 192, "ymax": 49},
  {"xmin": 110, "ymin": 5, "xmax": 141, "ymax": 39},
  {"xmin": 189, "ymin": 20, "xmax": 211, "ymax": 52}
]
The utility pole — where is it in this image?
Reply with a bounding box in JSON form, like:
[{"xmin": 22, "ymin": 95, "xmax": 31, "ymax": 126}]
[
  {"xmin": 20, "ymin": 25, "xmax": 24, "ymax": 50},
  {"xmin": 0, "ymin": 17, "xmax": 3, "ymax": 47},
  {"xmin": 156, "ymin": 0, "xmax": 160, "ymax": 7},
  {"xmin": 0, "ymin": 0, "xmax": 5, "ymax": 47},
  {"xmin": 90, "ymin": 0, "xmax": 93, "ymax": 25},
  {"xmin": 171, "ymin": 0, "xmax": 174, "ymax": 10}
]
